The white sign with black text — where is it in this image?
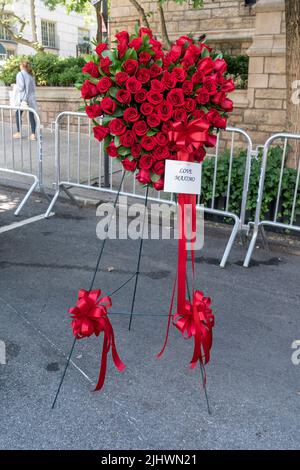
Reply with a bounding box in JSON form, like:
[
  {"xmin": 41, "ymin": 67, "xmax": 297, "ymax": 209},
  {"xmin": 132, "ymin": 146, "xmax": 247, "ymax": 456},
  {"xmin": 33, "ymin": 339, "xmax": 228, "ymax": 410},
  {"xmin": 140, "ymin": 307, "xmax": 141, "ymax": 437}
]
[{"xmin": 163, "ymin": 160, "xmax": 201, "ymax": 195}]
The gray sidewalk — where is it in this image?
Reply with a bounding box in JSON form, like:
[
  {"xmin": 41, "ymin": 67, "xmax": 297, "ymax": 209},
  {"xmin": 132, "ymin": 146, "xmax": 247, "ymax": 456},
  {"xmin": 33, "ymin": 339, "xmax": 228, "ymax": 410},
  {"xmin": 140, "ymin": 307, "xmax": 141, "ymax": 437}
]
[{"xmin": 0, "ymin": 187, "xmax": 300, "ymax": 449}]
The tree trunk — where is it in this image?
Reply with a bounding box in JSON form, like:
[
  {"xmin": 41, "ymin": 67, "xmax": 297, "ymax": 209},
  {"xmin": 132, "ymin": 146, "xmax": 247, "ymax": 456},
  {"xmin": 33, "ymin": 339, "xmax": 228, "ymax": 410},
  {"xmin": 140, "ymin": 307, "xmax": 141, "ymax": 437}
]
[
  {"xmin": 94, "ymin": 1, "xmax": 103, "ymax": 43},
  {"xmin": 157, "ymin": 2, "xmax": 171, "ymax": 49},
  {"xmin": 286, "ymin": 0, "xmax": 300, "ymax": 168},
  {"xmin": 129, "ymin": 0, "xmax": 151, "ymax": 28},
  {"xmin": 30, "ymin": 0, "xmax": 38, "ymax": 43}
]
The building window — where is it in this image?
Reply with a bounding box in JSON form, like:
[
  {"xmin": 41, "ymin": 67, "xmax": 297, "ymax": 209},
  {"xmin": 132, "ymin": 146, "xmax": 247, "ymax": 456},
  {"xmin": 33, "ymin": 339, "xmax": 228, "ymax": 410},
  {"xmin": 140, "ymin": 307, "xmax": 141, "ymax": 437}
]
[
  {"xmin": 0, "ymin": 24, "xmax": 12, "ymax": 41},
  {"xmin": 41, "ymin": 20, "xmax": 56, "ymax": 48},
  {"xmin": 78, "ymin": 28, "xmax": 90, "ymax": 45}
]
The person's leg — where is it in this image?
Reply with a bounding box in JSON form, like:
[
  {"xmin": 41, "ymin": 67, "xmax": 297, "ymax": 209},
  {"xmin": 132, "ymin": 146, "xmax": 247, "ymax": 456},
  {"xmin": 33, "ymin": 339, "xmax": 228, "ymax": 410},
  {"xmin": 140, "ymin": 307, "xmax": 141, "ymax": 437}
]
[
  {"xmin": 14, "ymin": 110, "xmax": 23, "ymax": 138},
  {"xmin": 29, "ymin": 112, "xmax": 36, "ymax": 134}
]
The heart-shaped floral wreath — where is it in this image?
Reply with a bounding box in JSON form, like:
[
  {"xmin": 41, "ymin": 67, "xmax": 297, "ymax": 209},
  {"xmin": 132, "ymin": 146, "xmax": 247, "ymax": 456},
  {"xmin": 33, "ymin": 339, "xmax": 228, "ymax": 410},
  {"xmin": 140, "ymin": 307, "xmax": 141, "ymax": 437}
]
[{"xmin": 80, "ymin": 27, "xmax": 235, "ymax": 191}]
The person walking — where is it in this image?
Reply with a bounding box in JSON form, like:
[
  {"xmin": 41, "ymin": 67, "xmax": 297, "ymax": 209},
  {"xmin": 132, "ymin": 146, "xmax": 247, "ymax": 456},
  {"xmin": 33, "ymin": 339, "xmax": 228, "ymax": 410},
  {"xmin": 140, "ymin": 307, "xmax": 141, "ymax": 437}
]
[{"xmin": 13, "ymin": 61, "xmax": 37, "ymax": 141}]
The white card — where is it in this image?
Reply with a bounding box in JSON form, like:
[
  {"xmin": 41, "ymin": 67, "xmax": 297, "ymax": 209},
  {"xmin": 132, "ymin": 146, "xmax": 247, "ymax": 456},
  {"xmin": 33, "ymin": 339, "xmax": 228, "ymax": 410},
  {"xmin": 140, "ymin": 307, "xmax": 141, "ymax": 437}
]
[{"xmin": 163, "ymin": 160, "xmax": 201, "ymax": 195}]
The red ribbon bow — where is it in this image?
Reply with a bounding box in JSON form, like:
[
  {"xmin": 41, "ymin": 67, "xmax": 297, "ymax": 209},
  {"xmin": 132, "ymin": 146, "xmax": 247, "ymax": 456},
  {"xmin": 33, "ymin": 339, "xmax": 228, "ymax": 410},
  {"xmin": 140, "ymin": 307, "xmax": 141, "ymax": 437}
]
[
  {"xmin": 69, "ymin": 289, "xmax": 125, "ymax": 391},
  {"xmin": 174, "ymin": 290, "xmax": 214, "ymax": 368},
  {"xmin": 168, "ymin": 118, "xmax": 210, "ymax": 157}
]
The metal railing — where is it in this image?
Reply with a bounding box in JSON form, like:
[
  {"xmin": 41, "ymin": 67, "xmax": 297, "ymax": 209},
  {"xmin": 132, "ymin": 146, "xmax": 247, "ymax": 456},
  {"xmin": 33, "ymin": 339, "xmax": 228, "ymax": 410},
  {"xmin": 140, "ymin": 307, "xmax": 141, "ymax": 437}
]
[
  {"xmin": 0, "ymin": 104, "xmax": 44, "ymax": 215},
  {"xmin": 45, "ymin": 112, "xmax": 254, "ymax": 267},
  {"xmin": 244, "ymin": 133, "xmax": 300, "ymax": 267}
]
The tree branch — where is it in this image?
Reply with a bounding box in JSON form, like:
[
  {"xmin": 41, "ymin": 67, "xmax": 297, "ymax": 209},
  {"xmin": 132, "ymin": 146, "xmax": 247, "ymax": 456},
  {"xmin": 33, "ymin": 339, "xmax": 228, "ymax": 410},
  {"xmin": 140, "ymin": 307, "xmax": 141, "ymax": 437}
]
[
  {"xmin": 128, "ymin": 0, "xmax": 150, "ymax": 28},
  {"xmin": 157, "ymin": 1, "xmax": 170, "ymax": 49}
]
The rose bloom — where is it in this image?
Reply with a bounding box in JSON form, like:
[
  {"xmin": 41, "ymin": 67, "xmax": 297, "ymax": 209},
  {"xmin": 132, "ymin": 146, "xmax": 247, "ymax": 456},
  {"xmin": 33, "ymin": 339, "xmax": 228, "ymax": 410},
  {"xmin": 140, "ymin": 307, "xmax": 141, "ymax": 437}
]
[
  {"xmin": 120, "ymin": 130, "xmax": 136, "ymax": 148},
  {"xmin": 118, "ymin": 41, "xmax": 128, "ymax": 59},
  {"xmin": 191, "ymin": 70, "xmax": 204, "ymax": 85},
  {"xmin": 147, "ymin": 91, "xmax": 163, "ymax": 105},
  {"xmin": 136, "ymin": 68, "xmax": 151, "ymax": 84},
  {"xmin": 139, "ymin": 154, "xmax": 155, "ymax": 170},
  {"xmin": 126, "ymin": 76, "xmax": 142, "ymax": 94},
  {"xmin": 131, "ymin": 143, "xmax": 142, "ymax": 158},
  {"xmin": 122, "ymin": 59, "xmax": 139, "ymax": 76},
  {"xmin": 221, "ymin": 78, "xmax": 235, "ymax": 93},
  {"xmin": 97, "ymin": 76, "xmax": 112, "ymax": 94},
  {"xmin": 150, "ymin": 64, "xmax": 163, "ymax": 78},
  {"xmin": 176, "ymin": 35, "xmax": 193, "ymax": 46},
  {"xmin": 116, "ymin": 31, "xmax": 129, "ymax": 43},
  {"xmin": 192, "ymin": 147, "xmax": 206, "ymax": 163},
  {"xmin": 139, "ymin": 27, "xmax": 153, "ymax": 39},
  {"xmin": 136, "ymin": 169, "xmax": 151, "ymax": 184},
  {"xmin": 140, "ymin": 102, "xmax": 154, "ymax": 116},
  {"xmin": 106, "ymin": 142, "xmax": 119, "ymax": 157},
  {"xmin": 153, "ymin": 146, "xmax": 169, "ymax": 161},
  {"xmin": 182, "ymin": 80, "xmax": 193, "ymax": 95},
  {"xmin": 172, "ymin": 67, "xmax": 186, "ymax": 83},
  {"xmin": 206, "ymin": 109, "xmax": 226, "ymax": 129},
  {"xmin": 147, "ymin": 114, "xmax": 161, "ymax": 128},
  {"xmin": 100, "ymin": 57, "xmax": 111, "ymax": 74},
  {"xmin": 214, "ymin": 58, "xmax": 227, "ymax": 74},
  {"xmin": 153, "ymin": 177, "xmax": 164, "ymax": 191},
  {"xmin": 95, "ymin": 43, "xmax": 108, "ymax": 56},
  {"xmin": 123, "ymin": 107, "xmax": 140, "ymax": 122},
  {"xmin": 139, "ymin": 51, "xmax": 152, "ymax": 64},
  {"xmin": 205, "ymin": 133, "xmax": 217, "ymax": 148},
  {"xmin": 82, "ymin": 61, "xmax": 99, "ymax": 79},
  {"xmin": 122, "ymin": 157, "xmax": 137, "ymax": 172},
  {"xmin": 129, "ymin": 37, "xmax": 143, "ymax": 50},
  {"xmin": 162, "ymin": 71, "xmax": 177, "ymax": 90},
  {"xmin": 109, "ymin": 118, "xmax": 126, "ymax": 136},
  {"xmin": 115, "ymin": 71, "xmax": 129, "ymax": 86},
  {"xmin": 85, "ymin": 104, "xmax": 102, "ymax": 119},
  {"xmin": 184, "ymin": 98, "xmax": 196, "ymax": 113},
  {"xmin": 93, "ymin": 125, "xmax": 109, "ymax": 142},
  {"xmin": 153, "ymin": 160, "xmax": 165, "ymax": 175},
  {"xmin": 196, "ymin": 87, "xmax": 210, "ymax": 105},
  {"xmin": 203, "ymin": 76, "xmax": 217, "ymax": 95},
  {"xmin": 173, "ymin": 108, "xmax": 187, "ymax": 122},
  {"xmin": 150, "ymin": 79, "xmax": 164, "ymax": 92},
  {"xmin": 141, "ymin": 135, "xmax": 156, "ymax": 151},
  {"xmin": 157, "ymin": 101, "xmax": 173, "ymax": 122},
  {"xmin": 197, "ymin": 57, "xmax": 215, "ymax": 75},
  {"xmin": 134, "ymin": 89, "xmax": 147, "ymax": 103},
  {"xmin": 81, "ymin": 80, "xmax": 98, "ymax": 99},
  {"xmin": 155, "ymin": 132, "xmax": 168, "ymax": 147},
  {"xmin": 132, "ymin": 120, "xmax": 148, "ymax": 136},
  {"xmin": 220, "ymin": 97, "xmax": 233, "ymax": 112},
  {"xmin": 116, "ymin": 89, "xmax": 131, "ymax": 105},
  {"xmin": 101, "ymin": 97, "xmax": 116, "ymax": 115},
  {"xmin": 166, "ymin": 88, "xmax": 185, "ymax": 107}
]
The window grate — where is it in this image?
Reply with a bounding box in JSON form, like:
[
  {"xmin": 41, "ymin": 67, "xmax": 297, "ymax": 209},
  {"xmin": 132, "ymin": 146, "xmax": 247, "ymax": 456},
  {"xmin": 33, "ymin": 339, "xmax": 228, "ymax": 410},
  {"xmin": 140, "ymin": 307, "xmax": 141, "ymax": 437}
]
[{"xmin": 41, "ymin": 20, "xmax": 56, "ymax": 48}]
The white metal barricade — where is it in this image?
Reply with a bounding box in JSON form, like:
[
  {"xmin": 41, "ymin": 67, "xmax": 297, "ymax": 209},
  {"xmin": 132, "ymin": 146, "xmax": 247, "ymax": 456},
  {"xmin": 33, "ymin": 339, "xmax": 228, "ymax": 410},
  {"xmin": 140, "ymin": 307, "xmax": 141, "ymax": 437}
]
[{"xmin": 244, "ymin": 133, "xmax": 300, "ymax": 267}]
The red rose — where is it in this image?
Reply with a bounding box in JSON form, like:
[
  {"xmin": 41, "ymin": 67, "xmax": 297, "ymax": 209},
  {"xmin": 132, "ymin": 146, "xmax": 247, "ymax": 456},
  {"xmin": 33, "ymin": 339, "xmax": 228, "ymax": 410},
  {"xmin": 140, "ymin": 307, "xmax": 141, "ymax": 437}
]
[
  {"xmin": 162, "ymin": 71, "xmax": 177, "ymax": 90},
  {"xmin": 115, "ymin": 71, "xmax": 129, "ymax": 86},
  {"xmin": 134, "ymin": 89, "xmax": 147, "ymax": 103},
  {"xmin": 206, "ymin": 109, "xmax": 226, "ymax": 129},
  {"xmin": 116, "ymin": 89, "xmax": 131, "ymax": 105},
  {"xmin": 184, "ymin": 98, "xmax": 196, "ymax": 113},
  {"xmin": 136, "ymin": 169, "xmax": 151, "ymax": 184},
  {"xmin": 176, "ymin": 36, "xmax": 193, "ymax": 46},
  {"xmin": 120, "ymin": 130, "xmax": 136, "ymax": 148},
  {"xmin": 182, "ymin": 81, "xmax": 193, "ymax": 95},
  {"xmin": 203, "ymin": 76, "xmax": 217, "ymax": 95},
  {"xmin": 129, "ymin": 37, "xmax": 143, "ymax": 50},
  {"xmin": 140, "ymin": 102, "xmax": 154, "ymax": 116},
  {"xmin": 118, "ymin": 41, "xmax": 128, "ymax": 59},
  {"xmin": 139, "ymin": 27, "xmax": 153, "ymax": 39},
  {"xmin": 126, "ymin": 76, "xmax": 142, "ymax": 94},
  {"xmin": 155, "ymin": 132, "xmax": 168, "ymax": 147},
  {"xmin": 153, "ymin": 161, "xmax": 165, "ymax": 175},
  {"xmin": 150, "ymin": 79, "xmax": 164, "ymax": 92},
  {"xmin": 106, "ymin": 142, "xmax": 119, "ymax": 157},
  {"xmin": 147, "ymin": 91, "xmax": 163, "ymax": 105},
  {"xmin": 116, "ymin": 31, "xmax": 129, "ymax": 43},
  {"xmin": 109, "ymin": 118, "xmax": 126, "ymax": 136},
  {"xmin": 166, "ymin": 88, "xmax": 185, "ymax": 107},
  {"xmin": 172, "ymin": 67, "xmax": 186, "ymax": 83},
  {"xmin": 95, "ymin": 43, "xmax": 108, "ymax": 56},
  {"xmin": 153, "ymin": 146, "xmax": 169, "ymax": 161},
  {"xmin": 157, "ymin": 101, "xmax": 173, "ymax": 122},
  {"xmin": 131, "ymin": 143, "xmax": 142, "ymax": 158},
  {"xmin": 147, "ymin": 114, "xmax": 160, "ymax": 128},
  {"xmin": 93, "ymin": 125, "xmax": 109, "ymax": 142},
  {"xmin": 122, "ymin": 59, "xmax": 139, "ymax": 76},
  {"xmin": 136, "ymin": 68, "xmax": 151, "ymax": 84},
  {"xmin": 205, "ymin": 134, "xmax": 217, "ymax": 147},
  {"xmin": 191, "ymin": 70, "xmax": 204, "ymax": 85},
  {"xmin": 214, "ymin": 58, "xmax": 227, "ymax": 74},
  {"xmin": 132, "ymin": 120, "xmax": 148, "ymax": 136},
  {"xmin": 193, "ymin": 109, "xmax": 206, "ymax": 120},
  {"xmin": 150, "ymin": 64, "xmax": 163, "ymax": 78},
  {"xmin": 101, "ymin": 97, "xmax": 116, "ymax": 115},
  {"xmin": 173, "ymin": 108, "xmax": 187, "ymax": 122},
  {"xmin": 85, "ymin": 104, "xmax": 102, "ymax": 119},
  {"xmin": 100, "ymin": 57, "xmax": 111, "ymax": 74},
  {"xmin": 82, "ymin": 61, "xmax": 99, "ymax": 78},
  {"xmin": 196, "ymin": 87, "xmax": 210, "ymax": 105},
  {"xmin": 192, "ymin": 147, "xmax": 206, "ymax": 163},
  {"xmin": 122, "ymin": 157, "xmax": 137, "ymax": 172},
  {"xmin": 123, "ymin": 107, "xmax": 140, "ymax": 122},
  {"xmin": 139, "ymin": 51, "xmax": 151, "ymax": 64},
  {"xmin": 220, "ymin": 97, "xmax": 233, "ymax": 112},
  {"xmin": 221, "ymin": 78, "xmax": 235, "ymax": 93},
  {"xmin": 97, "ymin": 76, "xmax": 113, "ymax": 94},
  {"xmin": 197, "ymin": 57, "xmax": 214, "ymax": 75},
  {"xmin": 153, "ymin": 177, "xmax": 164, "ymax": 191},
  {"xmin": 139, "ymin": 154, "xmax": 155, "ymax": 170},
  {"xmin": 81, "ymin": 80, "xmax": 98, "ymax": 99},
  {"xmin": 141, "ymin": 135, "xmax": 156, "ymax": 151}
]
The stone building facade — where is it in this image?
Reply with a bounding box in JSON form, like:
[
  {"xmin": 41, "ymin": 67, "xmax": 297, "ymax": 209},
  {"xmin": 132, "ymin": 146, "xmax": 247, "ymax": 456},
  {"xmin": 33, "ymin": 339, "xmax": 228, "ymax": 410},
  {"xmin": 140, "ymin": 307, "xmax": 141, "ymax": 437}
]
[{"xmin": 110, "ymin": 0, "xmax": 287, "ymax": 147}]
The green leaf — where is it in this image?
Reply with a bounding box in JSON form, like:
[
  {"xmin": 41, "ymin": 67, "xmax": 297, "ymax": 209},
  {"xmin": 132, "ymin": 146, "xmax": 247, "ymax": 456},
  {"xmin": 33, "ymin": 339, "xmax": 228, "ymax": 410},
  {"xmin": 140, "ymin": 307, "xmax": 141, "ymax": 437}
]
[
  {"xmin": 109, "ymin": 87, "xmax": 118, "ymax": 99},
  {"xmin": 201, "ymin": 48, "xmax": 210, "ymax": 58},
  {"xmin": 118, "ymin": 146, "xmax": 131, "ymax": 156},
  {"xmin": 124, "ymin": 48, "xmax": 138, "ymax": 61},
  {"xmin": 150, "ymin": 173, "xmax": 161, "ymax": 183}
]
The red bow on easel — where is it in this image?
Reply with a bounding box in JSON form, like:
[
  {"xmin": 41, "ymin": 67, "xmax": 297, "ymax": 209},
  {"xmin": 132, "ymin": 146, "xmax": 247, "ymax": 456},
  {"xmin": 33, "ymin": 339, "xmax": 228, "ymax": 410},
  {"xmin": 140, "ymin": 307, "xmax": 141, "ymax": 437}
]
[{"xmin": 69, "ymin": 289, "xmax": 125, "ymax": 391}]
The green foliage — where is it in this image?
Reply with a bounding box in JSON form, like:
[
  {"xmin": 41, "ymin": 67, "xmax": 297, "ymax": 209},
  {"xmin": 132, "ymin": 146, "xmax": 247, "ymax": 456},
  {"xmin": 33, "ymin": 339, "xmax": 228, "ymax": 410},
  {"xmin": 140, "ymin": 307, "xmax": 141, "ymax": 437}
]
[
  {"xmin": 222, "ymin": 53, "xmax": 249, "ymax": 89},
  {"xmin": 200, "ymin": 146, "xmax": 300, "ymax": 223},
  {"xmin": 0, "ymin": 53, "xmax": 85, "ymax": 87}
]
